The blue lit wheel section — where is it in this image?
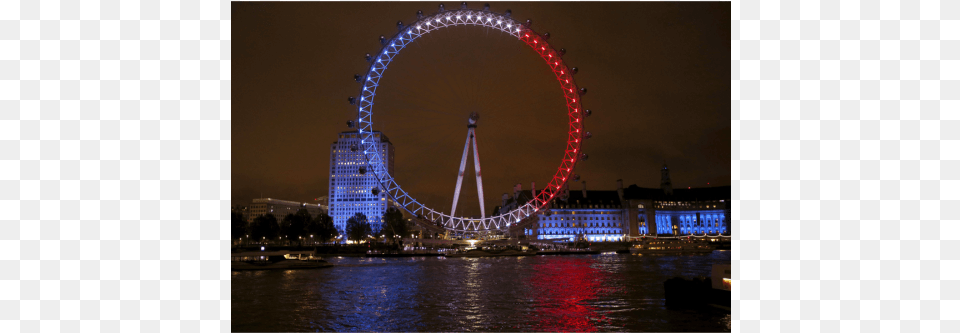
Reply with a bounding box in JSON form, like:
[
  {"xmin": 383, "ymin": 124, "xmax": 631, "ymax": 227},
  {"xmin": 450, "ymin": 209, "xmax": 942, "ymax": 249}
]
[{"xmin": 355, "ymin": 5, "xmax": 587, "ymax": 235}]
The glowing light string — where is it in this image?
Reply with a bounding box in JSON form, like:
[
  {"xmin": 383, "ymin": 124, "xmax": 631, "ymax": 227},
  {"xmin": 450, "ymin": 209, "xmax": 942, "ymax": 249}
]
[{"xmin": 354, "ymin": 8, "xmax": 585, "ymax": 234}]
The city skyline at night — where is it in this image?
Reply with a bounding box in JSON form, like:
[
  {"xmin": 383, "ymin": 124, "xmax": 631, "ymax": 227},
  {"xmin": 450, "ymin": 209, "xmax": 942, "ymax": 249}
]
[
  {"xmin": 231, "ymin": 3, "xmax": 733, "ymax": 331},
  {"xmin": 233, "ymin": 1, "xmax": 730, "ymax": 220}
]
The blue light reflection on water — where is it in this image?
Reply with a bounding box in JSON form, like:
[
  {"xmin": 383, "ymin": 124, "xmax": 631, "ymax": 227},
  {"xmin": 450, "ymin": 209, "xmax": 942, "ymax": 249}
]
[{"xmin": 232, "ymin": 252, "xmax": 731, "ymax": 332}]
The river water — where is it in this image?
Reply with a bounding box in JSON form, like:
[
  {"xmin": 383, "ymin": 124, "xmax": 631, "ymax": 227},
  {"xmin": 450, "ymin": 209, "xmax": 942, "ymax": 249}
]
[{"xmin": 232, "ymin": 251, "xmax": 731, "ymax": 332}]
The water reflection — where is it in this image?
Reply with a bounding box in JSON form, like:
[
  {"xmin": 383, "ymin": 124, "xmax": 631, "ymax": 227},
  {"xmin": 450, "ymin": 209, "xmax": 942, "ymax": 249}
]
[
  {"xmin": 232, "ymin": 252, "xmax": 731, "ymax": 332},
  {"xmin": 526, "ymin": 257, "xmax": 605, "ymax": 331}
]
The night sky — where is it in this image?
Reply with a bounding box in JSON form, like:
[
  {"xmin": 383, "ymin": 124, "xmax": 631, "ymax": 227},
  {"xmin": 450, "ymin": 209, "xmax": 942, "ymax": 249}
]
[{"xmin": 232, "ymin": 2, "xmax": 730, "ymax": 217}]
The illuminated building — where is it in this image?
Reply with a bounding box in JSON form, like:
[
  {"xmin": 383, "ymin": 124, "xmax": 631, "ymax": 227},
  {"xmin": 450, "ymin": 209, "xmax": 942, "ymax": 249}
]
[
  {"xmin": 621, "ymin": 165, "xmax": 731, "ymax": 237},
  {"xmin": 506, "ymin": 164, "xmax": 731, "ymax": 241},
  {"xmin": 313, "ymin": 196, "xmax": 330, "ymax": 211},
  {"xmin": 502, "ymin": 182, "xmax": 628, "ymax": 242},
  {"xmin": 328, "ymin": 131, "xmax": 395, "ymax": 234},
  {"xmin": 534, "ymin": 186, "xmax": 627, "ymax": 242},
  {"xmin": 247, "ymin": 198, "xmax": 325, "ymax": 223}
]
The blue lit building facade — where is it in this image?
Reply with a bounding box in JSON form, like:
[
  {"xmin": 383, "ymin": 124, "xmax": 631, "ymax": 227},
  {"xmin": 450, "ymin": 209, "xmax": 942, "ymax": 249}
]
[
  {"xmin": 503, "ymin": 165, "xmax": 731, "ymax": 241},
  {"xmin": 498, "ymin": 183, "xmax": 628, "ymax": 242},
  {"xmin": 533, "ymin": 189, "xmax": 627, "ymax": 242},
  {"xmin": 635, "ymin": 200, "xmax": 730, "ymax": 236},
  {"xmin": 328, "ymin": 131, "xmax": 395, "ymax": 234},
  {"xmin": 623, "ymin": 165, "xmax": 731, "ymax": 237}
]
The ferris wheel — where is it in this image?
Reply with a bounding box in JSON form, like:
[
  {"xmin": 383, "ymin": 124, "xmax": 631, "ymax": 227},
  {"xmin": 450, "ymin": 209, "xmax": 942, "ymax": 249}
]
[{"xmin": 348, "ymin": 2, "xmax": 592, "ymax": 235}]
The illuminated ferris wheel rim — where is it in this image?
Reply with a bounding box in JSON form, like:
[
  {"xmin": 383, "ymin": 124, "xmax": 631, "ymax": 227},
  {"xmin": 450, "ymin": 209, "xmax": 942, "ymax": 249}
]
[{"xmin": 353, "ymin": 5, "xmax": 588, "ymax": 234}]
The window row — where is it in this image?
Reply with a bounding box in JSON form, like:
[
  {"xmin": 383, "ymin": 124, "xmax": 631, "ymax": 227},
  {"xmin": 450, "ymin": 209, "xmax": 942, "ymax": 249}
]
[
  {"xmin": 540, "ymin": 222, "xmax": 621, "ymax": 228},
  {"xmin": 542, "ymin": 216, "xmax": 619, "ymax": 221}
]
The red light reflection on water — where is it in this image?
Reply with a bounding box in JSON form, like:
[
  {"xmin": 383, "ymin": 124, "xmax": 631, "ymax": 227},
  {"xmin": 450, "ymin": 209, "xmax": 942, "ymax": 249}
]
[{"xmin": 526, "ymin": 257, "xmax": 610, "ymax": 332}]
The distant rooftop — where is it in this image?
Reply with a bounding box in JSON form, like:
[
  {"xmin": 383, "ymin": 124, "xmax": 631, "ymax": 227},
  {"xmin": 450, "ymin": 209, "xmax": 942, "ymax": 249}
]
[
  {"xmin": 252, "ymin": 198, "xmax": 324, "ymax": 207},
  {"xmin": 559, "ymin": 190, "xmax": 622, "ymax": 207},
  {"xmin": 332, "ymin": 130, "xmax": 391, "ymax": 144},
  {"xmin": 622, "ymin": 184, "xmax": 731, "ymax": 201}
]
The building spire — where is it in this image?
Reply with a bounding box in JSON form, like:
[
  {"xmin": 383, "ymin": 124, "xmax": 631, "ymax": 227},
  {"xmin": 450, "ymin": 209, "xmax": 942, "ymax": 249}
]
[{"xmin": 660, "ymin": 162, "xmax": 673, "ymax": 195}]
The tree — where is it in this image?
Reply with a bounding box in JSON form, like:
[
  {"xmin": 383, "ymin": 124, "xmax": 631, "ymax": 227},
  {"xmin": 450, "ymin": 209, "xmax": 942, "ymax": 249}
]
[
  {"xmin": 250, "ymin": 213, "xmax": 279, "ymax": 242},
  {"xmin": 345, "ymin": 212, "xmax": 372, "ymax": 243},
  {"xmin": 323, "ymin": 214, "xmax": 339, "ymax": 242},
  {"xmin": 371, "ymin": 219, "xmax": 383, "ymax": 240},
  {"xmin": 307, "ymin": 211, "xmax": 337, "ymax": 243},
  {"xmin": 381, "ymin": 207, "xmax": 407, "ymax": 245},
  {"xmin": 279, "ymin": 209, "xmax": 311, "ymax": 245},
  {"xmin": 231, "ymin": 210, "xmax": 246, "ymax": 241},
  {"xmin": 283, "ymin": 208, "xmax": 315, "ymax": 245},
  {"xmin": 279, "ymin": 214, "xmax": 294, "ymax": 245}
]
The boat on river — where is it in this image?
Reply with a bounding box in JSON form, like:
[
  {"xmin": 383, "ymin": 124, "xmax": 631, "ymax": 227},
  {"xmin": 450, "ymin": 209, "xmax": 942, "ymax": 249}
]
[
  {"xmin": 445, "ymin": 249, "xmax": 536, "ymax": 258},
  {"xmin": 366, "ymin": 252, "xmax": 443, "ymax": 257},
  {"xmin": 231, "ymin": 251, "xmax": 333, "ymax": 270},
  {"xmin": 536, "ymin": 249, "xmax": 601, "ymax": 255},
  {"xmin": 629, "ymin": 240, "xmax": 715, "ymax": 254}
]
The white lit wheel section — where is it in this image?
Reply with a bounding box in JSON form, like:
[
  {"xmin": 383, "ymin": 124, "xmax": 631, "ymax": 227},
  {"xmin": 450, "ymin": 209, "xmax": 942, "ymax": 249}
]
[{"xmin": 355, "ymin": 7, "xmax": 586, "ymax": 234}]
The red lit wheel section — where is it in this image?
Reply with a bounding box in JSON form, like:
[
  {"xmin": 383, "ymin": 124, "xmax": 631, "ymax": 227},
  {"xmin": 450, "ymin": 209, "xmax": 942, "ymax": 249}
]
[{"xmin": 351, "ymin": 5, "xmax": 588, "ymax": 234}]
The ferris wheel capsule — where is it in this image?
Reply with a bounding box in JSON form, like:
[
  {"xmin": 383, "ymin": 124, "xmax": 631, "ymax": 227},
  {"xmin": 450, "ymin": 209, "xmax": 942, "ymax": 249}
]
[
  {"xmin": 372, "ymin": 187, "xmax": 380, "ymax": 195},
  {"xmin": 397, "ymin": 21, "xmax": 404, "ymax": 31},
  {"xmin": 365, "ymin": 53, "xmax": 373, "ymax": 62},
  {"xmin": 417, "ymin": 10, "xmax": 423, "ymax": 19},
  {"xmin": 572, "ymin": 174, "xmax": 580, "ymax": 182},
  {"xmin": 460, "ymin": 2, "xmax": 468, "ymax": 9},
  {"xmin": 580, "ymin": 153, "xmax": 589, "ymax": 161},
  {"xmin": 558, "ymin": 48, "xmax": 566, "ymax": 56},
  {"xmin": 483, "ymin": 3, "xmax": 490, "ymax": 11},
  {"xmin": 359, "ymin": 166, "xmax": 366, "ymax": 174},
  {"xmin": 543, "ymin": 32, "xmax": 551, "ymax": 40},
  {"xmin": 505, "ymin": 9, "xmax": 512, "ymax": 17},
  {"xmin": 348, "ymin": 96, "xmax": 356, "ymax": 105},
  {"xmin": 579, "ymin": 88, "xmax": 588, "ymax": 95},
  {"xmin": 584, "ymin": 109, "xmax": 592, "ymax": 117},
  {"xmin": 354, "ymin": 74, "xmax": 361, "ymax": 82},
  {"xmin": 346, "ymin": 120, "xmax": 354, "ymax": 128},
  {"xmin": 379, "ymin": 35, "xmax": 387, "ymax": 45},
  {"xmin": 571, "ymin": 67, "xmax": 578, "ymax": 74},
  {"xmin": 524, "ymin": 19, "xmax": 532, "ymax": 27},
  {"xmin": 438, "ymin": 3, "xmax": 445, "ymax": 11},
  {"xmin": 350, "ymin": 144, "xmax": 358, "ymax": 152},
  {"xmin": 584, "ymin": 132, "xmax": 592, "ymax": 139}
]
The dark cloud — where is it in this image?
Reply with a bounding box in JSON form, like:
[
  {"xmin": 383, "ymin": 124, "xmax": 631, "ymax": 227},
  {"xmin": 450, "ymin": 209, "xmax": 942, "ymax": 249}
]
[{"xmin": 232, "ymin": 2, "xmax": 730, "ymax": 216}]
